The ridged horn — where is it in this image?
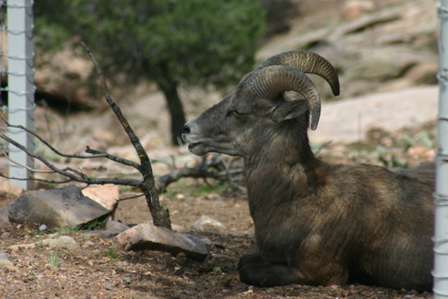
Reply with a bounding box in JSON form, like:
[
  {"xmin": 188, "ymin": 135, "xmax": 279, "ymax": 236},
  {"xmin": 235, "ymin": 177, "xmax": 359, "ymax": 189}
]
[
  {"xmin": 238, "ymin": 65, "xmax": 321, "ymax": 130},
  {"xmin": 256, "ymin": 51, "xmax": 340, "ymax": 96}
]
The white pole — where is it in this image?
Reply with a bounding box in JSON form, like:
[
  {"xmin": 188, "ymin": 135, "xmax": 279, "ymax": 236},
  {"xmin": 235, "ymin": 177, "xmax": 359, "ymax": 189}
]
[{"xmin": 6, "ymin": 0, "xmax": 34, "ymax": 189}]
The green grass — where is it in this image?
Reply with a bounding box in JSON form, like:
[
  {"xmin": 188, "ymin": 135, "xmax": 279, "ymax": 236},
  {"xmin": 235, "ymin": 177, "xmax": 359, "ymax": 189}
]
[
  {"xmin": 48, "ymin": 253, "xmax": 61, "ymax": 269},
  {"xmin": 80, "ymin": 215, "xmax": 108, "ymax": 231},
  {"xmin": 105, "ymin": 246, "xmax": 119, "ymax": 260}
]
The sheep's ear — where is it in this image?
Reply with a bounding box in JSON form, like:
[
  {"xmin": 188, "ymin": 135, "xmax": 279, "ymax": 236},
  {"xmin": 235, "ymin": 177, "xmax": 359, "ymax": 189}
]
[{"xmin": 271, "ymin": 101, "xmax": 308, "ymax": 123}]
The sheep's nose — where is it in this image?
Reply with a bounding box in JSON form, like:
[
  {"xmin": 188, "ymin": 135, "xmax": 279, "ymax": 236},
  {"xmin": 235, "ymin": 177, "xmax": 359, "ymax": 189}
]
[{"xmin": 182, "ymin": 124, "xmax": 191, "ymax": 135}]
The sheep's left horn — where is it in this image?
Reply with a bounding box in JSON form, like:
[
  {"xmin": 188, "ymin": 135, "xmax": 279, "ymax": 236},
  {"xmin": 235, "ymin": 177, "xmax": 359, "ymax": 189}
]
[
  {"xmin": 257, "ymin": 51, "xmax": 340, "ymax": 96},
  {"xmin": 238, "ymin": 65, "xmax": 321, "ymax": 130}
]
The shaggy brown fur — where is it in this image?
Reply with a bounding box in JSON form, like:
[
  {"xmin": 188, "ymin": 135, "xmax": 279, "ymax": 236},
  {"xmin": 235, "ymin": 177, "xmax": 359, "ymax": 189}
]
[{"xmin": 182, "ymin": 77, "xmax": 434, "ymax": 291}]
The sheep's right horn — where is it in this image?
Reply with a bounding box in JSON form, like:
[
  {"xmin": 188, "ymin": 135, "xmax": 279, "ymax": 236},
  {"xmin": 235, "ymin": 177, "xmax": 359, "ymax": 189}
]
[
  {"xmin": 238, "ymin": 65, "xmax": 321, "ymax": 130},
  {"xmin": 257, "ymin": 51, "xmax": 340, "ymax": 96}
]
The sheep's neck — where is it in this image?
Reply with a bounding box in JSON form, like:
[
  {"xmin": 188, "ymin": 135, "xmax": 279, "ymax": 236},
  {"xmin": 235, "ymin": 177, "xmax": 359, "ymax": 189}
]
[{"xmin": 244, "ymin": 127, "xmax": 321, "ymax": 214}]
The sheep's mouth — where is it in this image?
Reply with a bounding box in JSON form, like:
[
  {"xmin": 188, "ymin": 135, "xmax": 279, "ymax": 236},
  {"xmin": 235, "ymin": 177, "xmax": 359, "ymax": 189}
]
[
  {"xmin": 188, "ymin": 142, "xmax": 202, "ymax": 151},
  {"xmin": 187, "ymin": 142, "xmax": 208, "ymax": 156}
]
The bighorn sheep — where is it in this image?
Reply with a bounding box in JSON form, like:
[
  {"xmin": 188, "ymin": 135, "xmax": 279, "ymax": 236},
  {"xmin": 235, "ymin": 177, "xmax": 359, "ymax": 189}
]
[{"xmin": 182, "ymin": 51, "xmax": 434, "ymax": 290}]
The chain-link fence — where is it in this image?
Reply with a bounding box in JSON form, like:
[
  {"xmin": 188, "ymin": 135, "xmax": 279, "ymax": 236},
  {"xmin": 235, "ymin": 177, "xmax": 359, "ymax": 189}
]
[{"xmin": 0, "ymin": 0, "xmax": 35, "ymax": 190}]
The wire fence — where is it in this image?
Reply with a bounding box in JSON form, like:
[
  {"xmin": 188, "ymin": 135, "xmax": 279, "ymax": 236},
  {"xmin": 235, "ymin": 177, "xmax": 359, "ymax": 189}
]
[
  {"xmin": 0, "ymin": 0, "xmax": 35, "ymax": 190},
  {"xmin": 0, "ymin": 1, "xmax": 7, "ymax": 111}
]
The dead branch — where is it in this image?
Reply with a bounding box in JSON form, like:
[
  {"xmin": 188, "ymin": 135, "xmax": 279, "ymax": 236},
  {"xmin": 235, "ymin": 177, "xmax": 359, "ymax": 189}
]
[
  {"xmin": 81, "ymin": 42, "xmax": 170, "ymax": 228},
  {"xmin": 0, "ymin": 43, "xmax": 244, "ymax": 230},
  {"xmin": 157, "ymin": 157, "xmax": 228, "ymax": 193},
  {"xmin": 0, "ymin": 114, "xmax": 139, "ymax": 169}
]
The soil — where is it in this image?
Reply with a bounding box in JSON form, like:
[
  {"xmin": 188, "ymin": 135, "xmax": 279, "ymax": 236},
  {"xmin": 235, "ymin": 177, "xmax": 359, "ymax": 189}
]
[{"xmin": 0, "ymin": 186, "xmax": 433, "ymax": 298}]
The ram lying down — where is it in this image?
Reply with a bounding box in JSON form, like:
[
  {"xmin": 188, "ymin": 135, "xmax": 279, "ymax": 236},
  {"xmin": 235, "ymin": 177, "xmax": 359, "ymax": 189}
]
[{"xmin": 182, "ymin": 50, "xmax": 434, "ymax": 291}]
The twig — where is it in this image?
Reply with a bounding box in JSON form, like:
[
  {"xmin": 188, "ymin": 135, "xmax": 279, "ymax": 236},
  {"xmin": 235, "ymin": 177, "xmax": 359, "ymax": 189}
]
[
  {"xmin": 0, "ymin": 114, "xmax": 139, "ymax": 169},
  {"xmin": 0, "ymin": 172, "xmax": 72, "ymax": 185},
  {"xmin": 85, "ymin": 146, "xmax": 140, "ymax": 169},
  {"xmin": 2, "ymin": 133, "xmax": 141, "ymax": 187},
  {"xmin": 1, "ymin": 151, "xmax": 55, "ymax": 174},
  {"xmin": 81, "ymin": 42, "xmax": 170, "ymax": 228},
  {"xmin": 118, "ymin": 193, "xmax": 145, "ymax": 202}
]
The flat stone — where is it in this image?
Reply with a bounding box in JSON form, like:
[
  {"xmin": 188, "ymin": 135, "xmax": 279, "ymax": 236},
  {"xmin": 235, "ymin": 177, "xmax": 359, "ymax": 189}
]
[
  {"xmin": 115, "ymin": 223, "xmax": 208, "ymax": 261},
  {"xmin": 42, "ymin": 236, "xmax": 79, "ymax": 251},
  {"xmin": 85, "ymin": 219, "xmax": 129, "ymax": 239},
  {"xmin": 82, "ymin": 184, "xmax": 119, "ymax": 211},
  {"xmin": 191, "ymin": 216, "xmax": 226, "ymax": 233},
  {"xmin": 8, "ymin": 186, "xmax": 111, "ymax": 229},
  {"xmin": 0, "ymin": 251, "xmax": 15, "ymax": 270}
]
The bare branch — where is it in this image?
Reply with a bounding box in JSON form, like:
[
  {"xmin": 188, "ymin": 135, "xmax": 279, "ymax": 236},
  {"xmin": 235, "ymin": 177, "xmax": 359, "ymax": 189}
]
[
  {"xmin": 81, "ymin": 42, "xmax": 170, "ymax": 228},
  {"xmin": 0, "ymin": 133, "xmax": 141, "ymax": 187},
  {"xmin": 0, "ymin": 115, "xmax": 139, "ymax": 170},
  {"xmin": 1, "ymin": 151, "xmax": 55, "ymax": 174},
  {"xmin": 0, "ymin": 172, "xmax": 72, "ymax": 185},
  {"xmin": 157, "ymin": 165, "xmax": 224, "ymax": 193},
  {"xmin": 85, "ymin": 146, "xmax": 140, "ymax": 169},
  {"xmin": 118, "ymin": 193, "xmax": 145, "ymax": 202}
]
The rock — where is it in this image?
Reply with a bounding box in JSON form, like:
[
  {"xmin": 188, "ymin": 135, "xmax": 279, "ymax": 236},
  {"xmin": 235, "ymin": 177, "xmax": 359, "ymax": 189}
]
[
  {"xmin": 171, "ymin": 224, "xmax": 184, "ymax": 232},
  {"xmin": 346, "ymin": 47, "xmax": 433, "ymax": 82},
  {"xmin": 42, "ymin": 235, "xmax": 79, "ymax": 251},
  {"xmin": 86, "ymin": 219, "xmax": 129, "ymax": 239},
  {"xmin": 8, "ymin": 185, "xmax": 111, "ymax": 229},
  {"xmin": 35, "ymin": 47, "xmax": 96, "ymax": 110},
  {"xmin": 115, "ymin": 223, "xmax": 208, "ymax": 261},
  {"xmin": 407, "ymin": 146, "xmax": 436, "ymax": 161},
  {"xmin": 0, "ymin": 251, "xmax": 15, "ymax": 271},
  {"xmin": 105, "ymin": 219, "xmax": 129, "ymax": 235},
  {"xmin": 82, "ymin": 240, "xmax": 95, "ymax": 248},
  {"xmin": 342, "ymin": 0, "xmax": 375, "ymax": 21},
  {"xmin": 0, "ymin": 177, "xmax": 23, "ymax": 199},
  {"xmin": 191, "ymin": 216, "xmax": 226, "ymax": 233},
  {"xmin": 309, "ymin": 86, "xmax": 438, "ymax": 144},
  {"xmin": 82, "ymin": 184, "xmax": 119, "ymax": 212},
  {"xmin": 405, "ymin": 63, "xmax": 438, "ymax": 85},
  {"xmin": 39, "ymin": 224, "xmax": 48, "ymax": 232}
]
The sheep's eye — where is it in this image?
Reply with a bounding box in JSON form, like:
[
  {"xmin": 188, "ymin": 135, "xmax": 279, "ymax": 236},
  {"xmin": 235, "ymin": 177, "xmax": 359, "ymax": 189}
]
[{"xmin": 227, "ymin": 110, "xmax": 244, "ymax": 117}]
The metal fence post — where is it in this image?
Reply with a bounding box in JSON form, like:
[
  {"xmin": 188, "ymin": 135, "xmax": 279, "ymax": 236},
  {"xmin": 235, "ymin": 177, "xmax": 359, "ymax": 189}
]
[
  {"xmin": 434, "ymin": 0, "xmax": 448, "ymax": 297},
  {"xmin": 6, "ymin": 0, "xmax": 34, "ymax": 189}
]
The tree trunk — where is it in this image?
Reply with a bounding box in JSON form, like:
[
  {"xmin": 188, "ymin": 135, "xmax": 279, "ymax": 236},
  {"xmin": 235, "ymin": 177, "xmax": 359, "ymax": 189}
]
[{"xmin": 156, "ymin": 77, "xmax": 186, "ymax": 146}]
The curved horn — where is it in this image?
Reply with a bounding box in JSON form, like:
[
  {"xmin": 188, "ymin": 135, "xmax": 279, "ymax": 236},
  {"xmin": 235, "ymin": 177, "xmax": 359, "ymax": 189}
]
[
  {"xmin": 238, "ymin": 65, "xmax": 321, "ymax": 130},
  {"xmin": 256, "ymin": 51, "xmax": 340, "ymax": 96}
]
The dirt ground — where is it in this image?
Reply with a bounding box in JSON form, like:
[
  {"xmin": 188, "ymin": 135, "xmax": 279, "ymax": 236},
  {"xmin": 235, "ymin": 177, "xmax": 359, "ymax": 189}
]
[{"xmin": 0, "ymin": 191, "xmax": 433, "ymax": 299}]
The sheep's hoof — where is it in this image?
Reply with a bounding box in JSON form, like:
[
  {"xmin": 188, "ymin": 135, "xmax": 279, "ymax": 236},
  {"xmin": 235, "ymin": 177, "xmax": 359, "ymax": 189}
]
[{"xmin": 238, "ymin": 253, "xmax": 300, "ymax": 287}]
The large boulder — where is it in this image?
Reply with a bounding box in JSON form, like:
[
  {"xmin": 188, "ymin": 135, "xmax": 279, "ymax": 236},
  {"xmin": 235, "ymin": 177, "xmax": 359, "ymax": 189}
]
[
  {"xmin": 116, "ymin": 223, "xmax": 208, "ymax": 261},
  {"xmin": 309, "ymin": 86, "xmax": 438, "ymax": 144},
  {"xmin": 8, "ymin": 186, "xmax": 110, "ymax": 228}
]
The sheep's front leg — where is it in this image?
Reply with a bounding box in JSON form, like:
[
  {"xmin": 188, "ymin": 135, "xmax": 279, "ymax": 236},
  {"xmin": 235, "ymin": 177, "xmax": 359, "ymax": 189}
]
[
  {"xmin": 237, "ymin": 252, "xmax": 349, "ymax": 287},
  {"xmin": 237, "ymin": 253, "xmax": 302, "ymax": 287}
]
